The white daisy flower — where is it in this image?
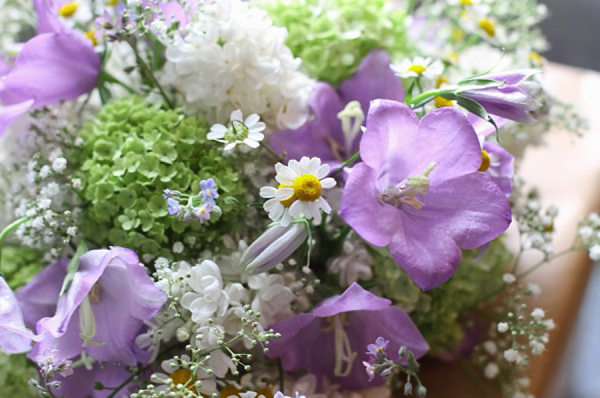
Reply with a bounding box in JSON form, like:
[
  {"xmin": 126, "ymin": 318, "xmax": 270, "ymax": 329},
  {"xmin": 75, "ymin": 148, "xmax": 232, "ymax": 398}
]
[
  {"xmin": 260, "ymin": 157, "xmax": 336, "ymax": 227},
  {"xmin": 207, "ymin": 110, "xmax": 266, "ymax": 151},
  {"xmin": 391, "ymin": 57, "xmax": 444, "ymax": 79},
  {"xmin": 151, "ymin": 354, "xmax": 217, "ymax": 395}
]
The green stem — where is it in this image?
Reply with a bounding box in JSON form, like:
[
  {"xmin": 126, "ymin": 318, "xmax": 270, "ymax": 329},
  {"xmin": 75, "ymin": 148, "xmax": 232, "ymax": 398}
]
[
  {"xmin": 278, "ymin": 359, "xmax": 285, "ymax": 392},
  {"xmin": 516, "ymin": 247, "xmax": 580, "ymax": 280},
  {"xmin": 260, "ymin": 142, "xmax": 283, "ymax": 162},
  {"xmin": 126, "ymin": 38, "xmax": 175, "ymax": 109},
  {"xmin": 331, "ymin": 151, "xmax": 360, "ymax": 177},
  {"xmin": 406, "ymin": 89, "xmax": 447, "ymax": 109},
  {"xmin": 0, "ymin": 216, "xmax": 30, "ymax": 272},
  {"xmin": 106, "ymin": 364, "xmax": 149, "ymax": 398}
]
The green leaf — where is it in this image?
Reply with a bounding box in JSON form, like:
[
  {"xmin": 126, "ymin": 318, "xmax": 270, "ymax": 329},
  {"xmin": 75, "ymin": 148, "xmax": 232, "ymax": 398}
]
[
  {"xmin": 60, "ymin": 240, "xmax": 88, "ymax": 296},
  {"xmin": 456, "ymin": 95, "xmax": 498, "ymax": 130},
  {"xmin": 138, "ymin": 154, "xmax": 160, "ymax": 179}
]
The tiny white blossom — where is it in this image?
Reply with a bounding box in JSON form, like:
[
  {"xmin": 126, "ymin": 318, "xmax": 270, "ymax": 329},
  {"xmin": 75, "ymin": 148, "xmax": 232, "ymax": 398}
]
[
  {"xmin": 527, "ymin": 283, "xmax": 542, "ymax": 296},
  {"xmin": 483, "ymin": 340, "xmax": 497, "ymax": 355},
  {"xmin": 531, "ymin": 308, "xmax": 545, "ymax": 321},
  {"xmin": 502, "ymin": 273, "xmax": 516, "ymax": 284},
  {"xmin": 38, "ymin": 198, "xmax": 52, "ymax": 210},
  {"xmin": 72, "ymin": 178, "xmax": 82, "ymax": 189},
  {"xmin": 484, "ymin": 363, "xmax": 499, "ymax": 379},
  {"xmin": 172, "ymin": 242, "xmax": 184, "ymax": 254},
  {"xmin": 589, "ymin": 244, "xmax": 600, "ymax": 261},
  {"xmin": 530, "ymin": 340, "xmax": 545, "ymax": 355},
  {"xmin": 579, "ymin": 226, "xmax": 594, "ymax": 240},
  {"xmin": 39, "ymin": 165, "xmax": 51, "ymax": 179},
  {"xmin": 543, "ymin": 319, "xmax": 556, "ymax": 330},
  {"xmin": 497, "ymin": 322, "xmax": 509, "ymax": 333},
  {"xmin": 208, "ymin": 110, "xmax": 266, "ymax": 151},
  {"xmin": 66, "ymin": 226, "xmax": 78, "ymax": 237},
  {"xmin": 51, "ymin": 157, "xmax": 67, "ymax": 173},
  {"xmin": 503, "ymin": 348, "xmax": 520, "ymax": 363},
  {"xmin": 391, "ymin": 57, "xmax": 444, "ymax": 79},
  {"xmin": 260, "ymin": 156, "xmax": 336, "ymax": 227}
]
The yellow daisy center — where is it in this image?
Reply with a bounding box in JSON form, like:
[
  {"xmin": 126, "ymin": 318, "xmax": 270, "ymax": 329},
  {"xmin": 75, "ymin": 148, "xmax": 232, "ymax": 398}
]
[
  {"xmin": 59, "ymin": 3, "xmax": 78, "ymax": 18},
  {"xmin": 478, "ymin": 150, "xmax": 491, "ymax": 172},
  {"xmin": 460, "ymin": 0, "xmax": 474, "ymax": 5},
  {"xmin": 220, "ymin": 386, "xmax": 241, "ymax": 397},
  {"xmin": 108, "ymin": 0, "xmax": 120, "ymax": 6},
  {"xmin": 435, "ymin": 76, "xmax": 448, "ymax": 88},
  {"xmin": 86, "ymin": 30, "xmax": 98, "ymax": 46},
  {"xmin": 170, "ymin": 369, "xmax": 196, "ymax": 391},
  {"xmin": 479, "ymin": 18, "xmax": 496, "ymax": 37},
  {"xmin": 434, "ymin": 97, "xmax": 453, "ymax": 108},
  {"xmin": 278, "ymin": 184, "xmax": 297, "ymax": 207},
  {"xmin": 293, "ymin": 174, "xmax": 322, "ymax": 202},
  {"xmin": 408, "ymin": 65, "xmax": 427, "ymax": 75},
  {"xmin": 529, "ymin": 52, "xmax": 544, "ymax": 66}
]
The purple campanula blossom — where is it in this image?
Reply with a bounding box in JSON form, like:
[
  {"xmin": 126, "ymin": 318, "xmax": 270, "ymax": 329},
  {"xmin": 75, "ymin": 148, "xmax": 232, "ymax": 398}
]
[
  {"xmin": 200, "ymin": 178, "xmax": 219, "ymax": 205},
  {"xmin": 269, "ymin": 50, "xmax": 405, "ymax": 167},
  {"xmin": 461, "ymin": 70, "xmax": 542, "ymax": 122},
  {"xmin": 50, "ymin": 361, "xmax": 135, "ymax": 398},
  {"xmin": 0, "ymin": 0, "xmax": 101, "ymax": 135},
  {"xmin": 340, "ymin": 101, "xmax": 511, "ymax": 290},
  {"xmin": 0, "ymin": 276, "xmax": 36, "ymax": 353},
  {"xmin": 267, "ymin": 283, "xmax": 428, "ymax": 390},
  {"xmin": 29, "ymin": 248, "xmax": 166, "ymax": 365}
]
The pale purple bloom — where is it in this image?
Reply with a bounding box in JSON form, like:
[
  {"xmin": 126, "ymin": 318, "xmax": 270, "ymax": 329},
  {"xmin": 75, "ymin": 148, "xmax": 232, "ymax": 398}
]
[
  {"xmin": 461, "ymin": 70, "xmax": 541, "ymax": 122},
  {"xmin": 167, "ymin": 197, "xmax": 180, "ymax": 216},
  {"xmin": 340, "ymin": 101, "xmax": 511, "ymax": 290},
  {"xmin": 200, "ymin": 178, "xmax": 219, "ymax": 205},
  {"xmin": 0, "ymin": 0, "xmax": 101, "ymax": 135},
  {"xmin": 267, "ymin": 283, "xmax": 428, "ymax": 390},
  {"xmin": 0, "ymin": 276, "xmax": 36, "ymax": 353},
  {"xmin": 29, "ymin": 248, "xmax": 166, "ymax": 365},
  {"xmin": 195, "ymin": 202, "xmax": 213, "ymax": 223},
  {"xmin": 269, "ymin": 50, "xmax": 404, "ymax": 166},
  {"xmin": 366, "ymin": 336, "xmax": 389, "ymax": 358}
]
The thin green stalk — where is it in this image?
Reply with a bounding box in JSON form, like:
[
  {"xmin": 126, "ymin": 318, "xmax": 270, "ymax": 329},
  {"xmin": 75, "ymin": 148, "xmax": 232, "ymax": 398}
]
[
  {"xmin": 126, "ymin": 38, "xmax": 175, "ymax": 109},
  {"xmin": 278, "ymin": 359, "xmax": 285, "ymax": 392},
  {"xmin": 406, "ymin": 89, "xmax": 447, "ymax": 109},
  {"xmin": 331, "ymin": 151, "xmax": 360, "ymax": 177}
]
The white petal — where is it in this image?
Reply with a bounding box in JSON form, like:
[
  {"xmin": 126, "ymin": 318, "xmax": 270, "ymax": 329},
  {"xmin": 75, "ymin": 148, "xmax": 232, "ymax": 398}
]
[
  {"xmin": 288, "ymin": 200, "xmax": 303, "ymax": 218},
  {"xmin": 280, "ymin": 209, "xmax": 292, "ymax": 226},
  {"xmin": 263, "ymin": 199, "xmax": 279, "ymax": 212},
  {"xmin": 318, "ymin": 196, "xmax": 332, "ymax": 214},
  {"xmin": 275, "ymin": 187, "xmax": 294, "ymax": 200},
  {"xmin": 320, "ymin": 177, "xmax": 336, "ymax": 189},
  {"xmin": 308, "ymin": 157, "xmax": 321, "ymax": 175},
  {"xmin": 248, "ymin": 132, "xmax": 264, "ymax": 141},
  {"xmin": 207, "ymin": 131, "xmax": 225, "ymax": 140},
  {"xmin": 307, "ymin": 201, "xmax": 322, "ymax": 220},
  {"xmin": 244, "ymin": 113, "xmax": 260, "ymax": 126},
  {"xmin": 316, "ymin": 164, "xmax": 331, "ymax": 179},
  {"xmin": 287, "ymin": 159, "xmax": 302, "ymax": 176},
  {"xmin": 243, "ymin": 138, "xmax": 260, "ymax": 148},
  {"xmin": 230, "ymin": 109, "xmax": 243, "ymax": 122},
  {"xmin": 275, "ymin": 166, "xmax": 296, "ymax": 185},
  {"xmin": 224, "ymin": 142, "xmax": 237, "ymax": 151},
  {"xmin": 260, "ymin": 186, "xmax": 277, "ymax": 199},
  {"xmin": 299, "ymin": 156, "xmax": 311, "ymax": 172},
  {"xmin": 249, "ymin": 122, "xmax": 266, "ymax": 134},
  {"xmin": 210, "ymin": 124, "xmax": 228, "ymax": 134},
  {"xmin": 270, "ymin": 203, "xmax": 284, "ymax": 221}
]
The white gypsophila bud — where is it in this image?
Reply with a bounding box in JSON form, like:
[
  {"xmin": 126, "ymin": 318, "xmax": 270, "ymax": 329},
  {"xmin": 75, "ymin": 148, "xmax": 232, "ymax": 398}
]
[
  {"xmin": 531, "ymin": 308, "xmax": 545, "ymax": 321},
  {"xmin": 579, "ymin": 226, "xmax": 594, "ymax": 240},
  {"xmin": 172, "ymin": 242, "xmax": 184, "ymax": 254},
  {"xmin": 503, "ymin": 348, "xmax": 520, "ymax": 363},
  {"xmin": 502, "ymin": 273, "xmax": 516, "ymax": 284},
  {"xmin": 589, "ymin": 245, "xmax": 600, "ymax": 261},
  {"xmin": 527, "ymin": 283, "xmax": 542, "ymax": 296},
  {"xmin": 176, "ymin": 327, "xmax": 190, "ymax": 342},
  {"xmin": 530, "ymin": 340, "xmax": 545, "ymax": 355},
  {"xmin": 544, "ymin": 319, "xmax": 556, "ymax": 330},
  {"xmin": 497, "ymin": 322, "xmax": 509, "ymax": 333},
  {"xmin": 484, "ymin": 363, "xmax": 499, "ymax": 379},
  {"xmin": 242, "ymin": 222, "xmax": 308, "ymax": 275},
  {"xmin": 483, "ymin": 341, "xmax": 497, "ymax": 355},
  {"xmin": 51, "ymin": 157, "xmax": 67, "ymax": 173}
]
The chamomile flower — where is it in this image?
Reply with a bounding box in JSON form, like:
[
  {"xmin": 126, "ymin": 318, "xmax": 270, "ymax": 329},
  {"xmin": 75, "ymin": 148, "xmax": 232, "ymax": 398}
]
[
  {"xmin": 391, "ymin": 57, "xmax": 444, "ymax": 79},
  {"xmin": 260, "ymin": 157, "xmax": 336, "ymax": 227},
  {"xmin": 208, "ymin": 110, "xmax": 266, "ymax": 151},
  {"xmin": 151, "ymin": 354, "xmax": 217, "ymax": 395}
]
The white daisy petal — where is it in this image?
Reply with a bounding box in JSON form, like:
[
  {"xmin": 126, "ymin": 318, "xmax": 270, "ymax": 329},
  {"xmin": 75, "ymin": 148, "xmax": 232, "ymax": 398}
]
[
  {"xmin": 260, "ymin": 186, "xmax": 277, "ymax": 198},
  {"xmin": 316, "ymin": 164, "xmax": 331, "ymax": 179},
  {"xmin": 288, "ymin": 159, "xmax": 302, "ymax": 177},
  {"xmin": 288, "ymin": 200, "xmax": 303, "ymax": 218},
  {"xmin": 249, "ymin": 122, "xmax": 266, "ymax": 134},
  {"xmin": 275, "ymin": 187, "xmax": 294, "ymax": 200},
  {"xmin": 280, "ymin": 209, "xmax": 292, "ymax": 226},
  {"xmin": 318, "ymin": 196, "xmax": 332, "ymax": 214},
  {"xmin": 248, "ymin": 132, "xmax": 264, "ymax": 141},
  {"xmin": 308, "ymin": 157, "xmax": 321, "ymax": 175},
  {"xmin": 270, "ymin": 203, "xmax": 284, "ymax": 220},
  {"xmin": 299, "ymin": 156, "xmax": 311, "ymax": 171},
  {"xmin": 275, "ymin": 166, "xmax": 297, "ymax": 185},
  {"xmin": 230, "ymin": 109, "xmax": 243, "ymax": 122},
  {"xmin": 244, "ymin": 113, "xmax": 260, "ymax": 126},
  {"xmin": 243, "ymin": 138, "xmax": 260, "ymax": 148},
  {"xmin": 210, "ymin": 124, "xmax": 228, "ymax": 133},
  {"xmin": 320, "ymin": 177, "xmax": 336, "ymax": 189}
]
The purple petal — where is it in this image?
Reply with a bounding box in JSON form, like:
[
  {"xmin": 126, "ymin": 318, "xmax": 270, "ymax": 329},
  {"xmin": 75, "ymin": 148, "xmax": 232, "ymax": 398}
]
[
  {"xmin": 0, "ymin": 276, "xmax": 35, "ymax": 354},
  {"xmin": 483, "ymin": 142, "xmax": 514, "ymax": 198},
  {"xmin": 33, "ymin": 0, "xmax": 65, "ymax": 34},
  {"xmin": 312, "ymin": 283, "xmax": 390, "ymax": 317},
  {"xmin": 16, "ymin": 259, "xmax": 66, "ymax": 327},
  {"xmin": 51, "ymin": 362, "xmax": 134, "ymax": 398},
  {"xmin": 339, "ymin": 49, "xmax": 405, "ymax": 113},
  {"xmin": 340, "ymin": 163, "xmax": 399, "ymax": 247},
  {"xmin": 0, "ymin": 100, "xmax": 34, "ymax": 135}
]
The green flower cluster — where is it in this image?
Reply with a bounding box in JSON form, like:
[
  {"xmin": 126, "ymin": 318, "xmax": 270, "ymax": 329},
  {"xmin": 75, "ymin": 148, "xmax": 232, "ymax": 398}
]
[
  {"xmin": 0, "ymin": 353, "xmax": 37, "ymax": 397},
  {"xmin": 372, "ymin": 240, "xmax": 512, "ymax": 354},
  {"xmin": 1, "ymin": 247, "xmax": 46, "ymax": 290},
  {"xmin": 263, "ymin": 0, "xmax": 410, "ymax": 86},
  {"xmin": 72, "ymin": 97, "xmax": 247, "ymax": 260}
]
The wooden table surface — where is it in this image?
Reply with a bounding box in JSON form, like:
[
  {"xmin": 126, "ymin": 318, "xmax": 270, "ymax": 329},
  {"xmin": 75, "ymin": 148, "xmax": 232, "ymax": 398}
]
[{"xmin": 419, "ymin": 63, "xmax": 600, "ymax": 397}]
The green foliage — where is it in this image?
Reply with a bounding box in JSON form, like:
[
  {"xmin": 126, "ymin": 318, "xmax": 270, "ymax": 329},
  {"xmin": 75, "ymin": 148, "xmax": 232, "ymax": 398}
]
[
  {"xmin": 1, "ymin": 246, "xmax": 46, "ymax": 290},
  {"xmin": 263, "ymin": 0, "xmax": 410, "ymax": 86},
  {"xmin": 371, "ymin": 240, "xmax": 512, "ymax": 354},
  {"xmin": 71, "ymin": 97, "xmax": 247, "ymax": 259},
  {"xmin": 0, "ymin": 353, "xmax": 37, "ymax": 397}
]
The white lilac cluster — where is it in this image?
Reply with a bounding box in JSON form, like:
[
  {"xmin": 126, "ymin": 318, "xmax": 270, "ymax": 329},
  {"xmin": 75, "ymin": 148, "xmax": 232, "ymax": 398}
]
[
  {"xmin": 474, "ymin": 279, "xmax": 554, "ymax": 397},
  {"xmin": 577, "ymin": 212, "xmax": 600, "ymax": 261},
  {"xmin": 162, "ymin": 0, "xmax": 314, "ymax": 130}
]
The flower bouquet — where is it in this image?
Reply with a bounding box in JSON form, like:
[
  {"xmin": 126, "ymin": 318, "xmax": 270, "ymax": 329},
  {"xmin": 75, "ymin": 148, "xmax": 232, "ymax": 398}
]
[{"xmin": 0, "ymin": 0, "xmax": 595, "ymax": 397}]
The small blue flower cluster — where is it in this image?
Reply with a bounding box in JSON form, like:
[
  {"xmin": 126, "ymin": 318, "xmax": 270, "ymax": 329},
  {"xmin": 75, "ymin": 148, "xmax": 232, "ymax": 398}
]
[{"xmin": 164, "ymin": 178, "xmax": 220, "ymax": 223}]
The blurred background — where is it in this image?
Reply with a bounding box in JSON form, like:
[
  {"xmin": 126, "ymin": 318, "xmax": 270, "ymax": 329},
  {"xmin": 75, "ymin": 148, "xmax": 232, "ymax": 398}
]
[{"xmin": 539, "ymin": 1, "xmax": 600, "ymax": 397}]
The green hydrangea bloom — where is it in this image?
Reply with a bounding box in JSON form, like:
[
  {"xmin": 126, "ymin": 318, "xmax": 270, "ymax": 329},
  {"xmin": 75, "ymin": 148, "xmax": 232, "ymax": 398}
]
[
  {"xmin": 71, "ymin": 97, "xmax": 247, "ymax": 260},
  {"xmin": 1, "ymin": 247, "xmax": 46, "ymax": 290},
  {"xmin": 0, "ymin": 353, "xmax": 37, "ymax": 397},
  {"xmin": 371, "ymin": 240, "xmax": 511, "ymax": 354},
  {"xmin": 263, "ymin": 0, "xmax": 410, "ymax": 86}
]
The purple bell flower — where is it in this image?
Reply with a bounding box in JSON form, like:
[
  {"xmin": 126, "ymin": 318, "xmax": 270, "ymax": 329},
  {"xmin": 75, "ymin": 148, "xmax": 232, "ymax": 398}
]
[
  {"xmin": 0, "ymin": 0, "xmax": 101, "ymax": 135},
  {"xmin": 269, "ymin": 50, "xmax": 405, "ymax": 167},
  {"xmin": 267, "ymin": 283, "xmax": 428, "ymax": 390},
  {"xmin": 461, "ymin": 70, "xmax": 542, "ymax": 122},
  {"xmin": 29, "ymin": 248, "xmax": 166, "ymax": 365},
  {"xmin": 0, "ymin": 276, "xmax": 36, "ymax": 354},
  {"xmin": 200, "ymin": 178, "xmax": 219, "ymax": 205},
  {"xmin": 340, "ymin": 101, "xmax": 512, "ymax": 290}
]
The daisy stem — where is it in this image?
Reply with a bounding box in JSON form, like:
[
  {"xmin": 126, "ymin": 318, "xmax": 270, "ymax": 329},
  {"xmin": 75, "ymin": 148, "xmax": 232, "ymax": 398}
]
[
  {"xmin": 260, "ymin": 142, "xmax": 283, "ymax": 162},
  {"xmin": 331, "ymin": 151, "xmax": 361, "ymax": 177}
]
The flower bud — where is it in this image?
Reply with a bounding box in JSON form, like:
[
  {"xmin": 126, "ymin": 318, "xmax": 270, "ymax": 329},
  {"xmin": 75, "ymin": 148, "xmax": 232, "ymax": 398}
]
[{"xmin": 242, "ymin": 223, "xmax": 308, "ymax": 274}]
